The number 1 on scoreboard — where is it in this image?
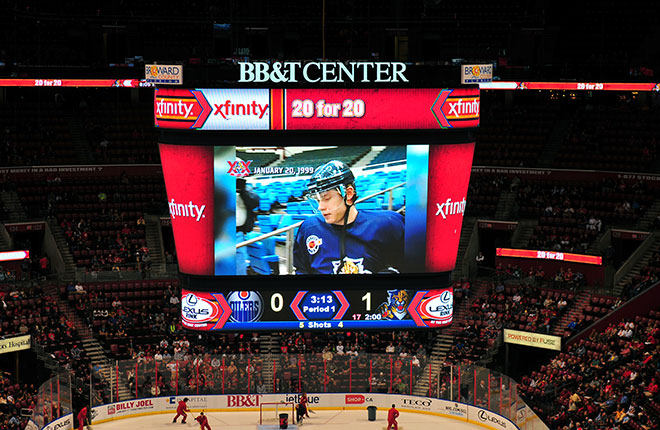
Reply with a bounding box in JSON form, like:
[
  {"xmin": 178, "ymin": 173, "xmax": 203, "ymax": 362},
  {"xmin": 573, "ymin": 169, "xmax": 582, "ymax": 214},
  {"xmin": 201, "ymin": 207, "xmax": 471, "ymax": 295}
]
[{"xmin": 362, "ymin": 292, "xmax": 371, "ymax": 311}]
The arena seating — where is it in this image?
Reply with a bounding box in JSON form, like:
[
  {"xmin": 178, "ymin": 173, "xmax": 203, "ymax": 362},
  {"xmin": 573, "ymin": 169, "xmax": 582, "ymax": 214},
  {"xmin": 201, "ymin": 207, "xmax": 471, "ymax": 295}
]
[
  {"xmin": 519, "ymin": 310, "xmax": 660, "ymax": 430},
  {"xmin": 0, "ymin": 370, "xmax": 37, "ymax": 430},
  {"xmin": 474, "ymin": 102, "xmax": 559, "ymax": 168},
  {"xmin": 61, "ymin": 279, "xmax": 181, "ymax": 358},
  {"xmin": 83, "ymin": 102, "xmax": 159, "ymax": 164},
  {"xmin": 516, "ymin": 178, "xmax": 653, "ymax": 252},
  {"xmin": 557, "ymin": 105, "xmax": 660, "ymax": 173},
  {"xmin": 465, "ymin": 173, "xmax": 509, "ymax": 217},
  {"xmin": 0, "ymin": 103, "xmax": 76, "ymax": 167}
]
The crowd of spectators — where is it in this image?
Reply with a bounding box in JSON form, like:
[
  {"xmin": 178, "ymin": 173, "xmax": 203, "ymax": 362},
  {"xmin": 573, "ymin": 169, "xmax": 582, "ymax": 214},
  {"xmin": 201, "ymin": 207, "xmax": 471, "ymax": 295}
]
[
  {"xmin": 0, "ymin": 371, "xmax": 37, "ymax": 430},
  {"xmin": 519, "ymin": 313, "xmax": 660, "ymax": 430},
  {"xmin": 63, "ymin": 280, "xmax": 180, "ymax": 357},
  {"xmin": 466, "ymin": 173, "xmax": 511, "ymax": 217},
  {"xmin": 558, "ymin": 104, "xmax": 660, "ymax": 173},
  {"xmin": 59, "ymin": 215, "xmax": 150, "ymax": 273},
  {"xmin": 495, "ymin": 263, "xmax": 586, "ymax": 290},
  {"xmin": 517, "ymin": 178, "xmax": 652, "ymax": 253},
  {"xmin": 448, "ymin": 278, "xmax": 579, "ymax": 364},
  {"xmin": 619, "ymin": 247, "xmax": 660, "ymax": 302},
  {"xmin": 0, "ymin": 279, "xmax": 90, "ymax": 430}
]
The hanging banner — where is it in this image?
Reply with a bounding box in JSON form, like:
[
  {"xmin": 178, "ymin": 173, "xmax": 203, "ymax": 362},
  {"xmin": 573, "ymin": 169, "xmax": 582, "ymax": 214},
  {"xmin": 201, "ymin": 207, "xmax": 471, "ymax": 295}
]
[
  {"xmin": 0, "ymin": 335, "xmax": 31, "ymax": 354},
  {"xmin": 503, "ymin": 329, "xmax": 561, "ymax": 351}
]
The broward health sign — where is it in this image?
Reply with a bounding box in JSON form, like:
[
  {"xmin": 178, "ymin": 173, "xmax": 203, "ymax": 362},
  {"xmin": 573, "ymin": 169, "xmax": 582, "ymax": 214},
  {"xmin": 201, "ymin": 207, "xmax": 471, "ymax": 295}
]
[
  {"xmin": 239, "ymin": 61, "xmax": 409, "ymax": 83},
  {"xmin": 0, "ymin": 335, "xmax": 31, "ymax": 354},
  {"xmin": 146, "ymin": 64, "xmax": 183, "ymax": 85}
]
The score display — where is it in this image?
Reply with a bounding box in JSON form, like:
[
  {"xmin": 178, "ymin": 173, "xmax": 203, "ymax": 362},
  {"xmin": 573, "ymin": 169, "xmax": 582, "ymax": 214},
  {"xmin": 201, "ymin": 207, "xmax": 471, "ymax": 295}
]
[{"xmin": 180, "ymin": 287, "xmax": 453, "ymax": 331}]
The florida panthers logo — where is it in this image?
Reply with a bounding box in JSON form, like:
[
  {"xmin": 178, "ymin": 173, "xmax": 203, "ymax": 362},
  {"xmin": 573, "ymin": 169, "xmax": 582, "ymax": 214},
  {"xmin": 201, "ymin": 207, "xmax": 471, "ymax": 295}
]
[
  {"xmin": 377, "ymin": 289, "xmax": 410, "ymax": 320},
  {"xmin": 331, "ymin": 257, "xmax": 372, "ymax": 274}
]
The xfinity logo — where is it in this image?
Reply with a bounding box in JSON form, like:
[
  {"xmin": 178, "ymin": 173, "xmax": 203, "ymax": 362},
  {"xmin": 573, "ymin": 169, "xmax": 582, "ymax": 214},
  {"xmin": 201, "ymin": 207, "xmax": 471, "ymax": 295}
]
[
  {"xmin": 435, "ymin": 197, "xmax": 466, "ymax": 219},
  {"xmin": 156, "ymin": 99, "xmax": 195, "ymax": 119},
  {"xmin": 478, "ymin": 410, "xmax": 507, "ymax": 428},
  {"xmin": 446, "ymin": 98, "xmax": 480, "ymax": 118},
  {"xmin": 239, "ymin": 61, "xmax": 408, "ymax": 83},
  {"xmin": 214, "ymin": 100, "xmax": 269, "ymax": 120},
  {"xmin": 168, "ymin": 199, "xmax": 206, "ymax": 221}
]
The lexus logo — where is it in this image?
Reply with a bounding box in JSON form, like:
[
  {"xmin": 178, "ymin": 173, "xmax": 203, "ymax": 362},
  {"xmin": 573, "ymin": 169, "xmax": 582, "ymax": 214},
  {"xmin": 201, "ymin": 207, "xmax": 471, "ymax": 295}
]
[{"xmin": 478, "ymin": 410, "xmax": 507, "ymax": 428}]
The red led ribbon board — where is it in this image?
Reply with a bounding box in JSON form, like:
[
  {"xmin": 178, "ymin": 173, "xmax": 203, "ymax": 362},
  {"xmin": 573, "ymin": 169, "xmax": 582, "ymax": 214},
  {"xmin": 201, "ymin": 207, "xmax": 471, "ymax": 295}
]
[
  {"xmin": 154, "ymin": 88, "xmax": 480, "ymax": 130},
  {"xmin": 496, "ymin": 248, "xmax": 602, "ymax": 265},
  {"xmin": 0, "ymin": 79, "xmax": 153, "ymax": 88}
]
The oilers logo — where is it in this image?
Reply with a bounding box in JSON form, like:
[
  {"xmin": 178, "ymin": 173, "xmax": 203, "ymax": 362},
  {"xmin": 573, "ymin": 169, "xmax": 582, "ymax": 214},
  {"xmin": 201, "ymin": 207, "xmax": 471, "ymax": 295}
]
[
  {"xmin": 227, "ymin": 291, "xmax": 264, "ymax": 323},
  {"xmin": 306, "ymin": 235, "xmax": 323, "ymax": 255},
  {"xmin": 376, "ymin": 289, "xmax": 410, "ymax": 320},
  {"xmin": 331, "ymin": 257, "xmax": 372, "ymax": 274}
]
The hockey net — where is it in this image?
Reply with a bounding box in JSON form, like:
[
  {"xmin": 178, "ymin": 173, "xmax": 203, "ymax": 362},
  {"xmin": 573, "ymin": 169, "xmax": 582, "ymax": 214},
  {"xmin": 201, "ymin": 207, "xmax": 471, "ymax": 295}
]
[{"xmin": 259, "ymin": 402, "xmax": 296, "ymax": 425}]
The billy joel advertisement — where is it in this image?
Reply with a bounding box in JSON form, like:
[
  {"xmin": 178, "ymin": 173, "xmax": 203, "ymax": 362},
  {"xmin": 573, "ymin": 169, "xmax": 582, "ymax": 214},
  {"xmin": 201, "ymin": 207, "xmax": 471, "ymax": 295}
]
[{"xmin": 159, "ymin": 143, "xmax": 474, "ymax": 276}]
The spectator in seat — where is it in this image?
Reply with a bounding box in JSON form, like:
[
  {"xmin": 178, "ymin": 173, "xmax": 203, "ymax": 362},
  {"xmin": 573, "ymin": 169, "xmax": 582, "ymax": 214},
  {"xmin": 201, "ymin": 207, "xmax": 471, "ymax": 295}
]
[{"xmin": 644, "ymin": 378, "xmax": 659, "ymax": 398}]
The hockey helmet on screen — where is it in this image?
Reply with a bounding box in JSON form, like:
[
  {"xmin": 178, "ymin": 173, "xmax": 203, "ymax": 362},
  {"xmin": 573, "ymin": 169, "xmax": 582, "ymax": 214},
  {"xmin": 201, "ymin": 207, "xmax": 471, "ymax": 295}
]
[{"xmin": 306, "ymin": 160, "xmax": 357, "ymax": 205}]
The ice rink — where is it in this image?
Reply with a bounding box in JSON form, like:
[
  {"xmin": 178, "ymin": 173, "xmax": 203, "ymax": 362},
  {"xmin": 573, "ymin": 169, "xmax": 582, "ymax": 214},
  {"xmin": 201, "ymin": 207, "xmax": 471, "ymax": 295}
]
[{"xmin": 93, "ymin": 409, "xmax": 484, "ymax": 430}]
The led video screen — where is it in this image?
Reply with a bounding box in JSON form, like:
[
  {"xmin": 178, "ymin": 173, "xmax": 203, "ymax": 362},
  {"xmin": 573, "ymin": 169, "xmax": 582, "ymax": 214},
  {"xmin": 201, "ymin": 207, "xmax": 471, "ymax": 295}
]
[
  {"xmin": 180, "ymin": 287, "xmax": 454, "ymax": 331},
  {"xmin": 159, "ymin": 143, "xmax": 474, "ymax": 277}
]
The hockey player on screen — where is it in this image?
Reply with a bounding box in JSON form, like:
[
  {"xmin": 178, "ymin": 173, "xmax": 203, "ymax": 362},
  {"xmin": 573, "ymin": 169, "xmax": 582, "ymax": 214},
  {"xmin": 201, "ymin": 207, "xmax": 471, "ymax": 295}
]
[
  {"xmin": 294, "ymin": 160, "xmax": 404, "ymax": 275},
  {"xmin": 172, "ymin": 397, "xmax": 190, "ymax": 424}
]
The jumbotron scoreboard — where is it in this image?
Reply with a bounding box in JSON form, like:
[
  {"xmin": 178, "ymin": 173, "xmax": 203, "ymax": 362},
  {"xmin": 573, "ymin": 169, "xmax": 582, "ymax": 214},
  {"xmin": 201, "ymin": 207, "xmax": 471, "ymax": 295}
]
[{"xmin": 155, "ymin": 85, "xmax": 479, "ymax": 331}]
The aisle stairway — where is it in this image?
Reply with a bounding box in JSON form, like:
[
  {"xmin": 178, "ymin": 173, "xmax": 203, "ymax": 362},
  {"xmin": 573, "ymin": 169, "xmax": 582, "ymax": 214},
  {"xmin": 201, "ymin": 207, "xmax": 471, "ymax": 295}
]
[
  {"xmin": 614, "ymin": 235, "xmax": 660, "ymax": 297},
  {"xmin": 144, "ymin": 214, "xmax": 166, "ymax": 274},
  {"xmin": 67, "ymin": 114, "xmax": 95, "ymax": 164},
  {"xmin": 512, "ymin": 220, "xmax": 537, "ymax": 248},
  {"xmin": 452, "ymin": 217, "xmax": 476, "ymax": 281},
  {"xmin": 0, "ymin": 224, "xmax": 10, "ymax": 251},
  {"xmin": 0, "ymin": 191, "xmax": 27, "ymax": 222},
  {"xmin": 43, "ymin": 283, "xmax": 132, "ymax": 401},
  {"xmin": 494, "ymin": 190, "xmax": 516, "ymax": 220},
  {"xmin": 258, "ymin": 334, "xmax": 277, "ymax": 391},
  {"xmin": 636, "ymin": 200, "xmax": 660, "ymax": 231},
  {"xmin": 551, "ymin": 291, "xmax": 591, "ymax": 337},
  {"xmin": 47, "ymin": 218, "xmax": 77, "ymax": 281}
]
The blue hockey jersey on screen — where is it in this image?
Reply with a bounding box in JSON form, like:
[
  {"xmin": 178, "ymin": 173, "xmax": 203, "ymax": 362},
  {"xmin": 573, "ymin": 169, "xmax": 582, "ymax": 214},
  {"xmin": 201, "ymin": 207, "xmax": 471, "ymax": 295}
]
[{"xmin": 293, "ymin": 210, "xmax": 404, "ymax": 274}]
